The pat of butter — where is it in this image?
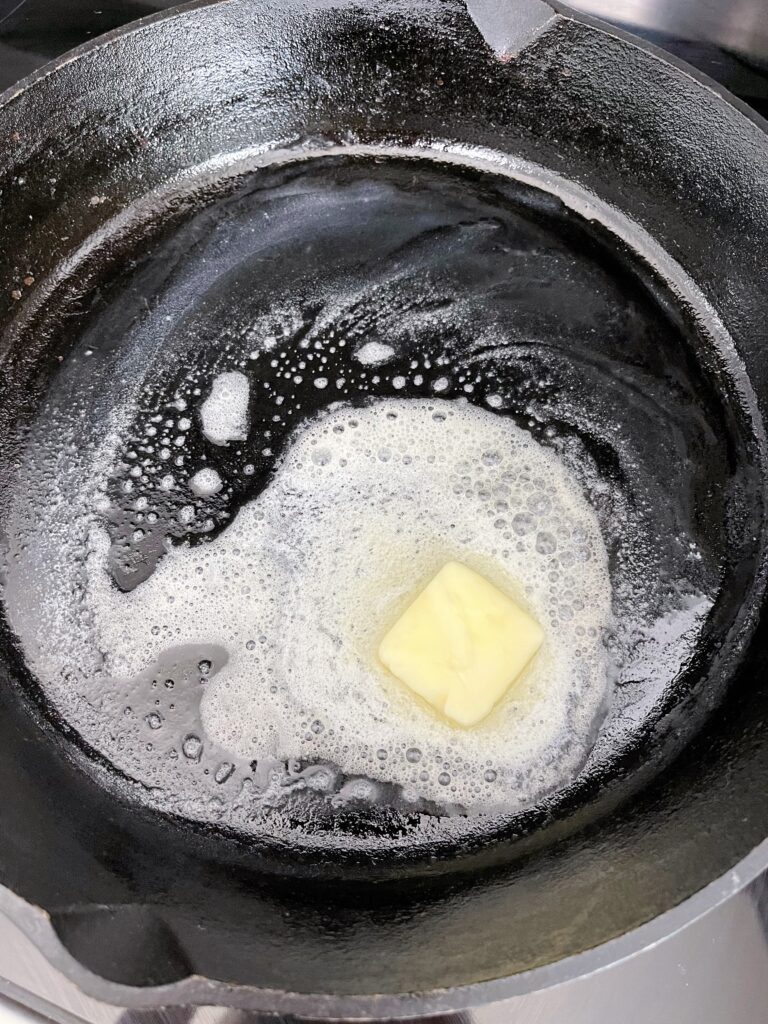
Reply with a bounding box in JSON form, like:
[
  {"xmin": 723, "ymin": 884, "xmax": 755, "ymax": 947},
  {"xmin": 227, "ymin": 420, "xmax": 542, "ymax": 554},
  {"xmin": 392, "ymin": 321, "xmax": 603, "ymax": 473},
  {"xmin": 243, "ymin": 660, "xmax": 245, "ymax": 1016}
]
[{"xmin": 378, "ymin": 561, "xmax": 544, "ymax": 728}]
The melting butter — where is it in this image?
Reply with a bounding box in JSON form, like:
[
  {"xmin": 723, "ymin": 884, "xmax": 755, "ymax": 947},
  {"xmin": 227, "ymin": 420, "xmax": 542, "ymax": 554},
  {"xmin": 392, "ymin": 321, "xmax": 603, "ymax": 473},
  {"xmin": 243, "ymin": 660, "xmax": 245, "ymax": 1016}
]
[{"xmin": 379, "ymin": 561, "xmax": 544, "ymax": 727}]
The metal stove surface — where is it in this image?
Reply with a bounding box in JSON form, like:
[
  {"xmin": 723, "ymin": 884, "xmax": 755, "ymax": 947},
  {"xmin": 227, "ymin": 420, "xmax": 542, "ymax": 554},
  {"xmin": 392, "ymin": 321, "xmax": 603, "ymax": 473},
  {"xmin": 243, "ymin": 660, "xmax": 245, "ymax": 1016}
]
[
  {"xmin": 1, "ymin": 875, "xmax": 768, "ymax": 1024},
  {"xmin": 1, "ymin": 2, "xmax": 768, "ymax": 1022}
]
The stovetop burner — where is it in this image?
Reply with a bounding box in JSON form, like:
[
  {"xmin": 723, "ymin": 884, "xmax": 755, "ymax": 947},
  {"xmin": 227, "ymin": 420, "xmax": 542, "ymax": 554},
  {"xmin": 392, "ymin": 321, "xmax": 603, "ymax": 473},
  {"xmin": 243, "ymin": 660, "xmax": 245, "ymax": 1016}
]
[{"xmin": 0, "ymin": 2, "xmax": 767, "ymax": 1023}]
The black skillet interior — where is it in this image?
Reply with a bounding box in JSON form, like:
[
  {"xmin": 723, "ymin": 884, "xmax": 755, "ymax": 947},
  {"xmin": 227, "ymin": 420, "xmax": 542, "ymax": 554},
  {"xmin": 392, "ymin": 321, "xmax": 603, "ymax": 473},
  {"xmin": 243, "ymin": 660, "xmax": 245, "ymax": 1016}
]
[
  {"xmin": 0, "ymin": 0, "xmax": 767, "ymax": 1004},
  {"xmin": 0, "ymin": 149, "xmax": 763, "ymax": 859}
]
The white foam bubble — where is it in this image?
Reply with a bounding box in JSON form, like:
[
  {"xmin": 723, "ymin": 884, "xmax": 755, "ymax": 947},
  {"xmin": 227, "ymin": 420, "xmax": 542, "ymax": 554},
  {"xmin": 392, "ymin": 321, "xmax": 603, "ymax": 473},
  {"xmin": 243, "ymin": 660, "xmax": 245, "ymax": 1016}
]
[
  {"xmin": 355, "ymin": 341, "xmax": 396, "ymax": 366},
  {"xmin": 200, "ymin": 371, "xmax": 249, "ymax": 445},
  {"xmin": 189, "ymin": 467, "xmax": 223, "ymax": 497},
  {"xmin": 84, "ymin": 398, "xmax": 613, "ymax": 808}
]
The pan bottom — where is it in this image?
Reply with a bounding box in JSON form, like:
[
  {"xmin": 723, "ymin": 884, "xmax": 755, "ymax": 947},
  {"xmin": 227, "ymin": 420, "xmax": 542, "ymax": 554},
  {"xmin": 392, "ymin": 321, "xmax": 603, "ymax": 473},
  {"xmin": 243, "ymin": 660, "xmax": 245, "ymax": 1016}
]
[{"xmin": 1, "ymin": 152, "xmax": 763, "ymax": 864}]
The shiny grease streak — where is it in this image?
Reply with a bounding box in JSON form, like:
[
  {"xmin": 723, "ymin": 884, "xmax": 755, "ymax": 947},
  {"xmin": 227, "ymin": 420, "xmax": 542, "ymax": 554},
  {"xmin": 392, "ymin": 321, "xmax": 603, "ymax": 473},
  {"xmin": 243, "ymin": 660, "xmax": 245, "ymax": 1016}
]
[{"xmin": 1, "ymin": 152, "xmax": 743, "ymax": 854}]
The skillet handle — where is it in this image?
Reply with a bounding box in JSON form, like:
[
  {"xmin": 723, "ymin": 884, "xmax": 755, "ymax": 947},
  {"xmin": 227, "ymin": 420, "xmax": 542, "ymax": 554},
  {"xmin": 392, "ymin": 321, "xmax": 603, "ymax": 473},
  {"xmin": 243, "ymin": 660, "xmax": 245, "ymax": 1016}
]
[{"xmin": 464, "ymin": 0, "xmax": 562, "ymax": 59}]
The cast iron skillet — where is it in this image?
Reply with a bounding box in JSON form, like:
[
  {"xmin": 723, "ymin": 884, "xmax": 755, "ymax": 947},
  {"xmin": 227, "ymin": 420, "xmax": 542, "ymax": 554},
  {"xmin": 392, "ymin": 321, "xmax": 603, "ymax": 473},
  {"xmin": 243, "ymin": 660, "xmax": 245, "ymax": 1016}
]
[{"xmin": 1, "ymin": 0, "xmax": 768, "ymax": 1016}]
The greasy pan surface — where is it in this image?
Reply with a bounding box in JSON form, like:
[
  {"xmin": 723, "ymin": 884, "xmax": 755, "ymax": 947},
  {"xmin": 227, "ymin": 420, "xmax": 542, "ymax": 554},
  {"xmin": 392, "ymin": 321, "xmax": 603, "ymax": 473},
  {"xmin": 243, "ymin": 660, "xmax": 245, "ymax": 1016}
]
[{"xmin": 0, "ymin": 0, "xmax": 768, "ymax": 1012}]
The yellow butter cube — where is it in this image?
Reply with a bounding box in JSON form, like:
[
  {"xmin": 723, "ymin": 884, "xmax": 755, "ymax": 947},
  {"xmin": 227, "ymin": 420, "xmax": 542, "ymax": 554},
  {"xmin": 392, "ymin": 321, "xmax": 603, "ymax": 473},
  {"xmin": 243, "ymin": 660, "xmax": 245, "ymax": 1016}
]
[{"xmin": 378, "ymin": 561, "xmax": 544, "ymax": 728}]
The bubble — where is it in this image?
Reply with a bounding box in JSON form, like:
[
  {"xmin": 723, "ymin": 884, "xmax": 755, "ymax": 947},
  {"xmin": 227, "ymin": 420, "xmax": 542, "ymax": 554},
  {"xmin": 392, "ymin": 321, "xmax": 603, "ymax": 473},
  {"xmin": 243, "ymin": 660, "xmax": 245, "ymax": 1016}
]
[
  {"xmin": 306, "ymin": 766, "xmax": 336, "ymax": 792},
  {"xmin": 527, "ymin": 493, "xmax": 551, "ymax": 516},
  {"xmin": 336, "ymin": 778, "xmax": 379, "ymax": 803},
  {"xmin": 190, "ymin": 467, "xmax": 223, "ymax": 497},
  {"xmin": 406, "ymin": 747, "xmax": 422, "ymax": 763},
  {"xmin": 182, "ymin": 734, "xmax": 203, "ymax": 761},
  {"xmin": 214, "ymin": 761, "xmax": 235, "ymax": 784},
  {"xmin": 354, "ymin": 341, "xmax": 395, "ymax": 366},
  {"xmin": 201, "ymin": 371, "xmax": 249, "ymax": 445},
  {"xmin": 512, "ymin": 512, "xmax": 535, "ymax": 535},
  {"xmin": 536, "ymin": 531, "xmax": 557, "ymax": 555},
  {"xmin": 145, "ymin": 712, "xmax": 163, "ymax": 730}
]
